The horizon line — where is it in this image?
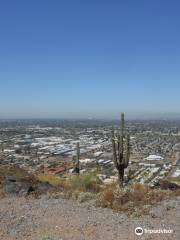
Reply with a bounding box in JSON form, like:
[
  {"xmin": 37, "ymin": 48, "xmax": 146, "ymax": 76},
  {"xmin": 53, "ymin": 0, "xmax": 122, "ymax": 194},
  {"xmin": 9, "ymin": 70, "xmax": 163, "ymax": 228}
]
[{"xmin": 1, "ymin": 116, "xmax": 180, "ymax": 121}]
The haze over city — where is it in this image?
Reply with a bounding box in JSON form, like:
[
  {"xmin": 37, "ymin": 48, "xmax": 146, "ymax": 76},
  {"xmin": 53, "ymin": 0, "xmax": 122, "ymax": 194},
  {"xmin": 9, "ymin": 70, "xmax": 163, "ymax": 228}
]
[
  {"xmin": 0, "ymin": 0, "xmax": 180, "ymax": 119},
  {"xmin": 1, "ymin": 1, "xmax": 180, "ymax": 239}
]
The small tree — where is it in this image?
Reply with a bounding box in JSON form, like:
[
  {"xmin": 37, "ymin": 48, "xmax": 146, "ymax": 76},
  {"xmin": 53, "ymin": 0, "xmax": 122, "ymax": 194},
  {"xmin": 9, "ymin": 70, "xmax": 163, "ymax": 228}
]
[
  {"xmin": 15, "ymin": 148, "xmax": 22, "ymax": 154},
  {"xmin": 112, "ymin": 113, "xmax": 130, "ymax": 187}
]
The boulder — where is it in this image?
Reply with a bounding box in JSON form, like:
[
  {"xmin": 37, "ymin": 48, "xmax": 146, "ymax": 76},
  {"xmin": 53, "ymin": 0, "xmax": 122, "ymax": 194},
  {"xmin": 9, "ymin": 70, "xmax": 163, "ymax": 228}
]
[
  {"xmin": 36, "ymin": 181, "xmax": 54, "ymax": 194},
  {"xmin": 3, "ymin": 176, "xmax": 35, "ymax": 195}
]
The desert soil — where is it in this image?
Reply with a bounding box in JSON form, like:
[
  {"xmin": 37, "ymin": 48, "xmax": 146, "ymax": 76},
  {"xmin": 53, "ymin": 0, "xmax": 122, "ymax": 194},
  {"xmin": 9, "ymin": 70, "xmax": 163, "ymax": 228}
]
[{"xmin": 0, "ymin": 195, "xmax": 180, "ymax": 240}]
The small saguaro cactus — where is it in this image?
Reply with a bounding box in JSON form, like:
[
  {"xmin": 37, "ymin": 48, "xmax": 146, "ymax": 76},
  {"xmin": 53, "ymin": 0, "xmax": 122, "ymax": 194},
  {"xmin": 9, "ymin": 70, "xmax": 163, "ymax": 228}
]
[
  {"xmin": 0, "ymin": 142, "xmax": 4, "ymax": 152},
  {"xmin": 112, "ymin": 113, "xmax": 130, "ymax": 187},
  {"xmin": 74, "ymin": 142, "xmax": 80, "ymax": 174}
]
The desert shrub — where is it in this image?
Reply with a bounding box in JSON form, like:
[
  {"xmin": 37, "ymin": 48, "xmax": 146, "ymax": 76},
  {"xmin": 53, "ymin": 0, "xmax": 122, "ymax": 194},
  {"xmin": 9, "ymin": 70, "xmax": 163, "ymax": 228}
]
[
  {"xmin": 0, "ymin": 189, "xmax": 6, "ymax": 199},
  {"xmin": 38, "ymin": 172, "xmax": 102, "ymax": 198},
  {"xmin": 38, "ymin": 175, "xmax": 65, "ymax": 186},
  {"xmin": 103, "ymin": 189, "xmax": 114, "ymax": 204},
  {"xmin": 96, "ymin": 183, "xmax": 180, "ymax": 216},
  {"xmin": 38, "ymin": 172, "xmax": 101, "ymax": 191},
  {"xmin": 127, "ymin": 183, "xmax": 149, "ymax": 205},
  {"xmin": 77, "ymin": 192, "xmax": 96, "ymax": 203},
  {"xmin": 38, "ymin": 174, "xmax": 73, "ymax": 194},
  {"xmin": 68, "ymin": 172, "xmax": 102, "ymax": 192}
]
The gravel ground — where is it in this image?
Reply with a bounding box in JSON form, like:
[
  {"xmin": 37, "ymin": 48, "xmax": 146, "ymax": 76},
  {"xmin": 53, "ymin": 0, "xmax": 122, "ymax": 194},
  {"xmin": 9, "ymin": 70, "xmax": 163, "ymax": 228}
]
[{"xmin": 0, "ymin": 195, "xmax": 179, "ymax": 240}]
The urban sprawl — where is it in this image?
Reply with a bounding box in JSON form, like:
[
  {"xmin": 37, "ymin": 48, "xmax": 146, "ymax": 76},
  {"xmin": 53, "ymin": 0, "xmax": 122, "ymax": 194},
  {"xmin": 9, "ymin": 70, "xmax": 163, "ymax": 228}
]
[{"xmin": 0, "ymin": 119, "xmax": 180, "ymax": 187}]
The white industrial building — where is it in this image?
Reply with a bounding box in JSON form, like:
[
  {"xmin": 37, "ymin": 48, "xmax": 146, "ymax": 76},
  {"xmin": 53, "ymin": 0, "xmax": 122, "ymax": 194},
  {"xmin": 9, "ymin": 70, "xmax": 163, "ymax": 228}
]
[{"xmin": 145, "ymin": 155, "xmax": 164, "ymax": 161}]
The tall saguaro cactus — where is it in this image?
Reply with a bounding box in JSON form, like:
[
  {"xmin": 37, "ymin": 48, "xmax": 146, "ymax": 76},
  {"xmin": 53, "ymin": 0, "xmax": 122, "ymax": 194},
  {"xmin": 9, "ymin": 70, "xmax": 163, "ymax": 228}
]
[
  {"xmin": 74, "ymin": 142, "xmax": 80, "ymax": 174},
  {"xmin": 112, "ymin": 113, "xmax": 130, "ymax": 187}
]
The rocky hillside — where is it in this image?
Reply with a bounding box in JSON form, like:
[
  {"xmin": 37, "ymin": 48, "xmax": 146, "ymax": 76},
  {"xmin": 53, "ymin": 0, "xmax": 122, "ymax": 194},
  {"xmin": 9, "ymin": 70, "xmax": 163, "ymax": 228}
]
[{"xmin": 0, "ymin": 195, "xmax": 180, "ymax": 240}]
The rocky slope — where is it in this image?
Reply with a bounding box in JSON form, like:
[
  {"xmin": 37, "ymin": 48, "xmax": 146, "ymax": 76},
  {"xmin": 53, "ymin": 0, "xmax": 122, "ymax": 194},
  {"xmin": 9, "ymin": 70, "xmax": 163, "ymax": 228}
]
[{"xmin": 0, "ymin": 195, "xmax": 179, "ymax": 240}]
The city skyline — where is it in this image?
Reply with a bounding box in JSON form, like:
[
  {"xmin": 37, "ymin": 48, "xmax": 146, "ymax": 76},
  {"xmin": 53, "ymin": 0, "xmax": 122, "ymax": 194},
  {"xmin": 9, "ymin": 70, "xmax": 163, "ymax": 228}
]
[{"xmin": 0, "ymin": 0, "xmax": 180, "ymax": 119}]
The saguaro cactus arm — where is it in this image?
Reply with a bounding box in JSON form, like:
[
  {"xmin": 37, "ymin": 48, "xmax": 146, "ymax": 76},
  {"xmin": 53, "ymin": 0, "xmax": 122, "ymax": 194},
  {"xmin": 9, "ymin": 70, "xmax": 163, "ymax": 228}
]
[
  {"xmin": 124, "ymin": 134, "xmax": 130, "ymax": 168},
  {"xmin": 112, "ymin": 138, "xmax": 118, "ymax": 169}
]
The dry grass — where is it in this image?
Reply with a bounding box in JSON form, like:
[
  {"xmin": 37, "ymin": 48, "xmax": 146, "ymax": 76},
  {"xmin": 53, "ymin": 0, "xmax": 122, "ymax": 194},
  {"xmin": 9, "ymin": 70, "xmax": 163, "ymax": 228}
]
[
  {"xmin": 2, "ymin": 165, "xmax": 179, "ymax": 213},
  {"xmin": 96, "ymin": 183, "xmax": 180, "ymax": 216},
  {"xmin": 0, "ymin": 165, "xmax": 33, "ymax": 179},
  {"xmin": 38, "ymin": 175, "xmax": 67, "ymax": 187},
  {"xmin": 0, "ymin": 189, "xmax": 6, "ymax": 199},
  {"xmin": 38, "ymin": 172, "xmax": 102, "ymax": 198},
  {"xmin": 68, "ymin": 172, "xmax": 102, "ymax": 192}
]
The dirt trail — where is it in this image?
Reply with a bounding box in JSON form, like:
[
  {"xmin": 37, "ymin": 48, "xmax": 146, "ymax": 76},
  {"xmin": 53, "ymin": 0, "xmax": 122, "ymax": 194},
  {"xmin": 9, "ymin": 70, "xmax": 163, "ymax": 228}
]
[{"xmin": 0, "ymin": 196, "xmax": 179, "ymax": 240}]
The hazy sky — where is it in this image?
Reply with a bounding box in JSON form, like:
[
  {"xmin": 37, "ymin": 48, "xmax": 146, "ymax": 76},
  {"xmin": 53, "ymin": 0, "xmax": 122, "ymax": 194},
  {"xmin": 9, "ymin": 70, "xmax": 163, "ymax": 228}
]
[{"xmin": 0, "ymin": 0, "xmax": 180, "ymax": 119}]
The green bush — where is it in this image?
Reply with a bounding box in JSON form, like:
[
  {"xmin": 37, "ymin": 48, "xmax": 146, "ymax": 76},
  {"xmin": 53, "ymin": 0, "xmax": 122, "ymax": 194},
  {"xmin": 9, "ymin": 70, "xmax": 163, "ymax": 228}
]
[{"xmin": 69, "ymin": 172, "xmax": 102, "ymax": 192}]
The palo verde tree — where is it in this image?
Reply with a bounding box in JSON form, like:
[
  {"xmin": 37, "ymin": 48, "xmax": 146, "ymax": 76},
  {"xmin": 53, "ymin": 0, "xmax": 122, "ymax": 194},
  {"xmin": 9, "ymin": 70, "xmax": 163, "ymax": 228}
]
[{"xmin": 112, "ymin": 113, "xmax": 130, "ymax": 187}]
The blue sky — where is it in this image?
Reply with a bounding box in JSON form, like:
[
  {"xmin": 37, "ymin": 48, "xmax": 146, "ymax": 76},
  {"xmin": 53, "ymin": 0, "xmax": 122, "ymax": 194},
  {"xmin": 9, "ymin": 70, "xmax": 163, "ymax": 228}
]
[{"xmin": 0, "ymin": 0, "xmax": 180, "ymax": 119}]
